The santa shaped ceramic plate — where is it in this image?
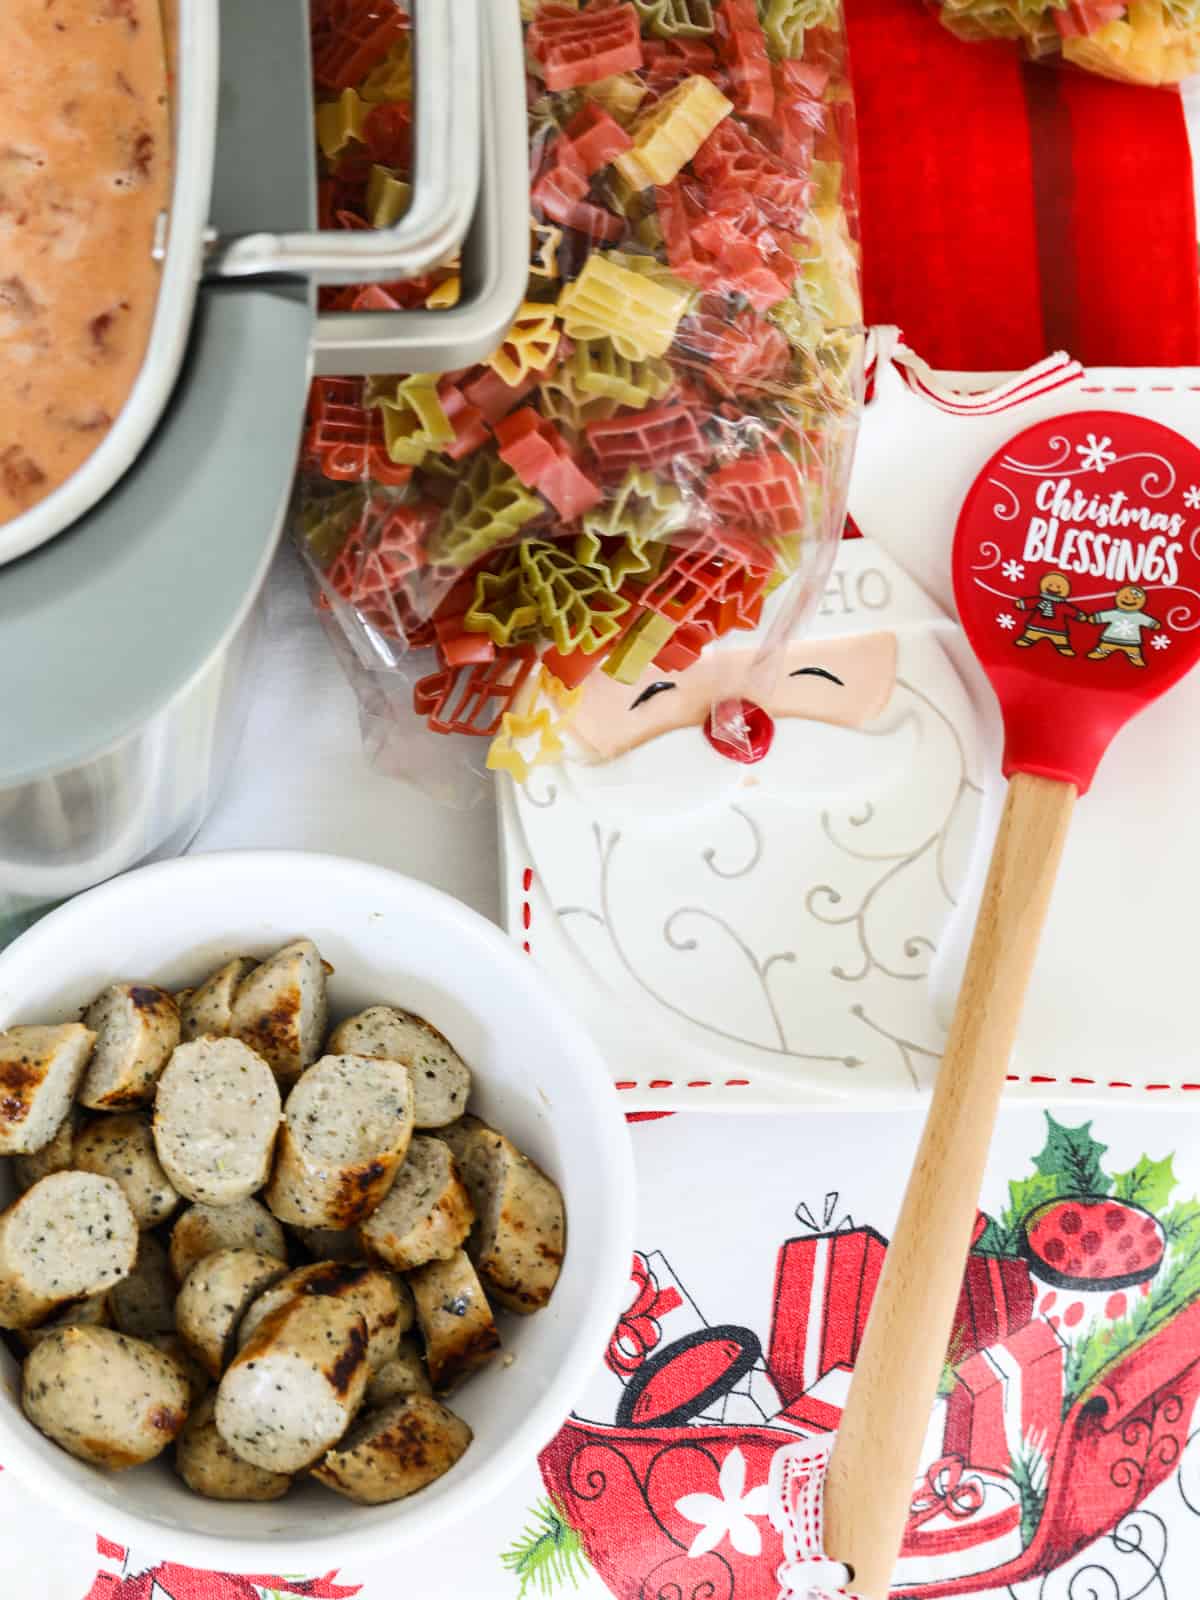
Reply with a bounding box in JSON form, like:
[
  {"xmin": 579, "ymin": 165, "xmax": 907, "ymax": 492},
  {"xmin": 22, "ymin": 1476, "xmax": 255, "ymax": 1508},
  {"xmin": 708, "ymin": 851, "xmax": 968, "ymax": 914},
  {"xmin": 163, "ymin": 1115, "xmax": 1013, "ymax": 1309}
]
[
  {"xmin": 500, "ymin": 350, "xmax": 1200, "ymax": 1111},
  {"xmin": 499, "ymin": 531, "xmax": 993, "ymax": 1109}
]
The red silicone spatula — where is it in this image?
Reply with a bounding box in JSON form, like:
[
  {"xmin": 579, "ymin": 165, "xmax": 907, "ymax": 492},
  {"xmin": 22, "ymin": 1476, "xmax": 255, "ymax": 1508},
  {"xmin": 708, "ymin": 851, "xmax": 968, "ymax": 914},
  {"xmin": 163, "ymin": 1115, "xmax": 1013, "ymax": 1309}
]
[{"xmin": 824, "ymin": 410, "xmax": 1200, "ymax": 1598}]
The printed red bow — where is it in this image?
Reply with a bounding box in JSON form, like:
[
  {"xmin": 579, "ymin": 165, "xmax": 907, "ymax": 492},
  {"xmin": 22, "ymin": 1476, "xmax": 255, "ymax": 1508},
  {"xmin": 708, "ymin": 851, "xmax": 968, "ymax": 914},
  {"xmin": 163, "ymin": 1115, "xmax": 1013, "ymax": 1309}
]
[
  {"xmin": 85, "ymin": 1563, "xmax": 360, "ymax": 1600},
  {"xmin": 605, "ymin": 1251, "xmax": 683, "ymax": 1376},
  {"xmin": 907, "ymin": 1456, "xmax": 986, "ymax": 1529}
]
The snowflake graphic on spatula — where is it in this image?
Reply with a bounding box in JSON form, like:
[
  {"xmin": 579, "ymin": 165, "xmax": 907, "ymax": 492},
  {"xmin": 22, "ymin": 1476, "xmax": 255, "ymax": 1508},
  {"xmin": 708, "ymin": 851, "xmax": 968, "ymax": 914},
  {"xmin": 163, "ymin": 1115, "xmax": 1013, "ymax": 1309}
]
[
  {"xmin": 1076, "ymin": 433, "xmax": 1117, "ymax": 473},
  {"xmin": 675, "ymin": 1446, "xmax": 770, "ymax": 1558}
]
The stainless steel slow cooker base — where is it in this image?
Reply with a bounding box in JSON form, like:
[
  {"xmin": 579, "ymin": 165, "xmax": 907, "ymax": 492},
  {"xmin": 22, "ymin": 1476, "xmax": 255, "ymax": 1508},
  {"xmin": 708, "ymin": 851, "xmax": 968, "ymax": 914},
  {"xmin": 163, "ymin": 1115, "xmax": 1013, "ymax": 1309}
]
[{"xmin": 0, "ymin": 0, "xmax": 528, "ymax": 928}]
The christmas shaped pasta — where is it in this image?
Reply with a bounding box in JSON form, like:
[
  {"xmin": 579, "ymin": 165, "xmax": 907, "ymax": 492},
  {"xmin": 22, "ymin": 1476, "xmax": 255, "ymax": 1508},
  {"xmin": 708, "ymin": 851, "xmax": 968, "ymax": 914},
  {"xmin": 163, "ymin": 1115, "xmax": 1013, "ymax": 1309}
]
[
  {"xmin": 293, "ymin": 0, "xmax": 865, "ymax": 804},
  {"xmin": 929, "ymin": 0, "xmax": 1200, "ymax": 84}
]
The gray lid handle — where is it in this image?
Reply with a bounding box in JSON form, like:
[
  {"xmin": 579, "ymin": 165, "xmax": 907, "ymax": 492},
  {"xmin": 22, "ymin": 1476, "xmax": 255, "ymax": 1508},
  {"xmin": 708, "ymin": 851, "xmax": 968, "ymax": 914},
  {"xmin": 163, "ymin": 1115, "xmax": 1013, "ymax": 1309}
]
[
  {"xmin": 311, "ymin": 0, "xmax": 527, "ymax": 375},
  {"xmin": 205, "ymin": 0, "xmax": 480, "ymax": 285}
]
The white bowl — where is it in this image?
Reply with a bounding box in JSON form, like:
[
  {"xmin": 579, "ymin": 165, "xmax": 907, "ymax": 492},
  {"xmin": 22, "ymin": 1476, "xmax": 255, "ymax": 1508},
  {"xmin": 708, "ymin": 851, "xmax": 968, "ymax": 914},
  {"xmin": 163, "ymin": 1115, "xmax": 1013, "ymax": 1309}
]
[{"xmin": 0, "ymin": 851, "xmax": 635, "ymax": 1571}]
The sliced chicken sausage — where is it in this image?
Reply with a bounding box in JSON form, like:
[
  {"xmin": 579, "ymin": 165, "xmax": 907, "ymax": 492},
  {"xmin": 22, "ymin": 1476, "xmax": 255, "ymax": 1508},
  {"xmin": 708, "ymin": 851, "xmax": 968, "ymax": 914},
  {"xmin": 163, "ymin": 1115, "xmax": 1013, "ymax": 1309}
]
[
  {"xmin": 153, "ymin": 1038, "xmax": 281, "ymax": 1207},
  {"xmin": 176, "ymin": 1390, "xmax": 291, "ymax": 1502},
  {"xmin": 265, "ymin": 1055, "xmax": 413, "ymax": 1229},
  {"xmin": 328, "ymin": 1006, "xmax": 470, "ymax": 1128},
  {"xmin": 215, "ymin": 1296, "xmax": 369, "ymax": 1474},
  {"xmin": 365, "ymin": 1337, "xmax": 432, "ymax": 1408},
  {"xmin": 73, "ymin": 1113, "xmax": 180, "ymax": 1230},
  {"xmin": 0, "ymin": 1024, "xmax": 93, "ymax": 1156},
  {"xmin": 168, "ymin": 1197, "xmax": 288, "ymax": 1285},
  {"xmin": 12, "ymin": 1106, "xmax": 79, "ymax": 1192},
  {"xmin": 78, "ymin": 984, "xmax": 180, "ymax": 1110},
  {"xmin": 180, "ymin": 957, "xmax": 258, "ymax": 1042},
  {"xmin": 0, "ymin": 1171, "xmax": 137, "ymax": 1329},
  {"xmin": 454, "ymin": 1127, "xmax": 565, "ymax": 1314},
  {"xmin": 23, "ymin": 1327, "xmax": 189, "ymax": 1468},
  {"xmin": 110, "ymin": 1233, "xmax": 176, "ymax": 1339},
  {"xmin": 359, "ymin": 1135, "xmax": 474, "ymax": 1272},
  {"xmin": 175, "ymin": 1248, "xmax": 289, "ymax": 1379},
  {"xmin": 16, "ymin": 1291, "xmax": 111, "ymax": 1352},
  {"xmin": 408, "ymin": 1249, "xmax": 500, "ymax": 1393},
  {"xmin": 312, "ymin": 1393, "xmax": 471, "ymax": 1505},
  {"xmin": 237, "ymin": 1261, "xmax": 410, "ymax": 1372},
  {"xmin": 230, "ymin": 939, "xmax": 327, "ymax": 1089}
]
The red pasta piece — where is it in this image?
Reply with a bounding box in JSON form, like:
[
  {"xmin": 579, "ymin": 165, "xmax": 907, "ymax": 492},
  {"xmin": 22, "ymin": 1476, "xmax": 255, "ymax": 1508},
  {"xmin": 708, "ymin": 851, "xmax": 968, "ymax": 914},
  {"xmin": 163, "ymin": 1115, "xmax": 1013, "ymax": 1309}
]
[
  {"xmin": 495, "ymin": 408, "xmax": 603, "ymax": 519},
  {"xmin": 532, "ymin": 164, "xmax": 625, "ymax": 244},
  {"xmin": 639, "ymin": 526, "xmax": 774, "ymax": 633},
  {"xmin": 364, "ymin": 101, "xmax": 411, "ymax": 168},
  {"xmin": 527, "ymin": 3, "xmax": 644, "ymax": 91},
  {"xmin": 1052, "ymin": 0, "xmax": 1126, "ymax": 33},
  {"xmin": 642, "ymin": 38, "xmax": 722, "ymax": 86},
  {"xmin": 693, "ymin": 119, "xmax": 813, "ymax": 229},
  {"xmin": 312, "ymin": 0, "xmax": 407, "ymax": 92},
  {"xmin": 413, "ymin": 651, "xmax": 537, "ymax": 737},
  {"xmin": 303, "ymin": 378, "xmax": 412, "ymax": 486},
  {"xmin": 560, "ymin": 102, "xmax": 634, "ymax": 173},
  {"xmin": 714, "ymin": 0, "xmax": 773, "ymax": 119},
  {"xmin": 675, "ymin": 304, "xmax": 791, "ymax": 396},
  {"xmin": 585, "ymin": 404, "xmax": 707, "ymax": 475},
  {"xmin": 437, "ymin": 382, "xmax": 490, "ymax": 462},
  {"xmin": 706, "ymin": 451, "xmax": 807, "ymax": 536},
  {"xmin": 462, "ymin": 366, "xmax": 545, "ymax": 426}
]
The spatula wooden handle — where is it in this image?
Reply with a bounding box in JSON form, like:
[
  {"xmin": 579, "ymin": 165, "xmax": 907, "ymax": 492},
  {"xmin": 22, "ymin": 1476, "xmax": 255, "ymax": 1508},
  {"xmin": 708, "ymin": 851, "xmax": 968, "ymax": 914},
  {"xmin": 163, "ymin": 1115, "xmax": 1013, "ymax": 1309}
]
[{"xmin": 824, "ymin": 771, "xmax": 1077, "ymax": 1599}]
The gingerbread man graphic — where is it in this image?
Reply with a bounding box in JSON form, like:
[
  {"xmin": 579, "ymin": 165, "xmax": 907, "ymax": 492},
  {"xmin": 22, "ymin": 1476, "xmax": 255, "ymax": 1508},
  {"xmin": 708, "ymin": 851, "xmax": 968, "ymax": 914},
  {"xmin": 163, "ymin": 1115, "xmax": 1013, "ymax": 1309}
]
[
  {"xmin": 1084, "ymin": 584, "xmax": 1161, "ymax": 667},
  {"xmin": 1014, "ymin": 572, "xmax": 1086, "ymax": 656}
]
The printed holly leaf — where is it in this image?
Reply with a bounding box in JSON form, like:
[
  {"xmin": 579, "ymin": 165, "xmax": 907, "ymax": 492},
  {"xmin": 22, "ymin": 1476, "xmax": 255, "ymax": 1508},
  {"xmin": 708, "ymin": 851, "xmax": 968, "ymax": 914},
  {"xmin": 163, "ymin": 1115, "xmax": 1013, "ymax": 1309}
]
[
  {"xmin": 975, "ymin": 1214, "xmax": 1017, "ymax": 1258},
  {"xmin": 1112, "ymin": 1153, "xmax": 1177, "ymax": 1215},
  {"xmin": 1031, "ymin": 1114, "xmax": 1111, "ymax": 1198},
  {"xmin": 1008, "ymin": 1170, "xmax": 1060, "ymax": 1222},
  {"xmin": 1162, "ymin": 1198, "xmax": 1200, "ymax": 1248},
  {"xmin": 977, "ymin": 1171, "xmax": 1060, "ymax": 1257}
]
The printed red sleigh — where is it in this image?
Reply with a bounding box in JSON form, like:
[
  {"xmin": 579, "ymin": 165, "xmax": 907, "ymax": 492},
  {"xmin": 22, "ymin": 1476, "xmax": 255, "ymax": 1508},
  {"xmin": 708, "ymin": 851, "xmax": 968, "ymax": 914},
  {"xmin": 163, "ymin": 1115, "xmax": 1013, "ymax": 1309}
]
[{"xmin": 539, "ymin": 1210, "xmax": 1200, "ymax": 1599}]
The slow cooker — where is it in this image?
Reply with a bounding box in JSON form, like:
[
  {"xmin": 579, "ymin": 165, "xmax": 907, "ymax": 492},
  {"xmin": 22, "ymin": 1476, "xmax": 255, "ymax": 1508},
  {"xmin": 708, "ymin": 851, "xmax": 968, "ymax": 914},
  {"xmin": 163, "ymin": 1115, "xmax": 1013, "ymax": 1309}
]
[{"xmin": 0, "ymin": 0, "xmax": 527, "ymax": 932}]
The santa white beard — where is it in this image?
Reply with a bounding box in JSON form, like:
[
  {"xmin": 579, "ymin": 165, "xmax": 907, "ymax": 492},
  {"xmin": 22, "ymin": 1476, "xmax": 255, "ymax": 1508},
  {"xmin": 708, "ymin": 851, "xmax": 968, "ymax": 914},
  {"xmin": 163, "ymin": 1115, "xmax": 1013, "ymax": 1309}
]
[{"xmin": 515, "ymin": 632, "xmax": 983, "ymax": 1092}]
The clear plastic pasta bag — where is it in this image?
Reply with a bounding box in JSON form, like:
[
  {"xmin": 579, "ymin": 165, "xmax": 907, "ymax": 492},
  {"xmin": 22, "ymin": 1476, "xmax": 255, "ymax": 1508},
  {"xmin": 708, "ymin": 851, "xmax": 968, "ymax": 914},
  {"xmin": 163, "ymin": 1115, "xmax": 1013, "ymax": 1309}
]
[
  {"xmin": 929, "ymin": 0, "xmax": 1200, "ymax": 85},
  {"xmin": 293, "ymin": 0, "xmax": 865, "ymax": 808}
]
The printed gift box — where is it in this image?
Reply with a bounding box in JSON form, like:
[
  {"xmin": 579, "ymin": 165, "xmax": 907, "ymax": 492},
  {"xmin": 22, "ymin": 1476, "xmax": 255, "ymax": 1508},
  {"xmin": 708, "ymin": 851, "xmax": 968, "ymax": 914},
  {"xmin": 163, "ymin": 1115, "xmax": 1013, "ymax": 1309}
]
[
  {"xmin": 767, "ymin": 1218, "xmax": 886, "ymax": 1405},
  {"xmin": 943, "ymin": 1319, "xmax": 1067, "ymax": 1477}
]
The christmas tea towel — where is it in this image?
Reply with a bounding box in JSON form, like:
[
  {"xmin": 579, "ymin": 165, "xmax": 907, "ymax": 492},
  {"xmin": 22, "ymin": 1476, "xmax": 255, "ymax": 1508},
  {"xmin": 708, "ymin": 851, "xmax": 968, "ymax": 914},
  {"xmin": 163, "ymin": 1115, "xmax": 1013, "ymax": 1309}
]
[{"xmin": 11, "ymin": 1105, "xmax": 1200, "ymax": 1600}]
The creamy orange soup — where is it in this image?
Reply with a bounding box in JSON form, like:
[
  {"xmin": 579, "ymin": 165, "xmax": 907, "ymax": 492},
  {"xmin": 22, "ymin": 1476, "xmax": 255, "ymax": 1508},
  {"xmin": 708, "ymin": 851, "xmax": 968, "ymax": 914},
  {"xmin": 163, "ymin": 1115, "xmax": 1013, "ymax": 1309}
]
[{"xmin": 0, "ymin": 0, "xmax": 170, "ymax": 525}]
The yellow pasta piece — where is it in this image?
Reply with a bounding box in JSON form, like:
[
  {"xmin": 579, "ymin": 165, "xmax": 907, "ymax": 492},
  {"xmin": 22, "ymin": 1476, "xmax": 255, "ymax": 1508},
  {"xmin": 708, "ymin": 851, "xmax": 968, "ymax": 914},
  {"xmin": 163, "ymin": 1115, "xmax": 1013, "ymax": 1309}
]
[
  {"xmin": 1062, "ymin": 0, "xmax": 1200, "ymax": 84},
  {"xmin": 557, "ymin": 254, "xmax": 691, "ymax": 362},
  {"xmin": 603, "ymin": 612, "xmax": 677, "ymax": 683},
  {"xmin": 366, "ymin": 166, "xmax": 411, "ymax": 229},
  {"xmin": 584, "ymin": 73, "xmax": 649, "ymax": 126},
  {"xmin": 426, "ymin": 276, "xmax": 461, "ymax": 309},
  {"xmin": 611, "ymin": 74, "xmax": 733, "ymax": 191},
  {"xmin": 359, "ymin": 36, "xmax": 413, "ymax": 103},
  {"xmin": 315, "ymin": 90, "xmax": 368, "ymax": 160},
  {"xmin": 486, "ymin": 301, "xmax": 561, "ymax": 388},
  {"xmin": 368, "ymin": 375, "xmax": 455, "ymax": 467}
]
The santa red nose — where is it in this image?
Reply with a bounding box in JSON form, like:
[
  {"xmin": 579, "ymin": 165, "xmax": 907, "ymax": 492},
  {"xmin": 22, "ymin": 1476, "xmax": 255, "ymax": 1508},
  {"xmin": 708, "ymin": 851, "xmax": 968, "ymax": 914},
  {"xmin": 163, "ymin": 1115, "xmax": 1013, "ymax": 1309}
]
[{"xmin": 703, "ymin": 698, "xmax": 774, "ymax": 764}]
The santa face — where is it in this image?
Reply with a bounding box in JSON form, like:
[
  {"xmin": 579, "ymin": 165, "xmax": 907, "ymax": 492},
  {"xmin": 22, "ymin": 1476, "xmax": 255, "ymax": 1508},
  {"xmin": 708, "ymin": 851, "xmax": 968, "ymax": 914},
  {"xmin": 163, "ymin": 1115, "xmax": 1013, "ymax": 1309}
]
[
  {"xmin": 561, "ymin": 630, "xmax": 902, "ymax": 826},
  {"xmin": 516, "ymin": 626, "xmax": 983, "ymax": 1081}
]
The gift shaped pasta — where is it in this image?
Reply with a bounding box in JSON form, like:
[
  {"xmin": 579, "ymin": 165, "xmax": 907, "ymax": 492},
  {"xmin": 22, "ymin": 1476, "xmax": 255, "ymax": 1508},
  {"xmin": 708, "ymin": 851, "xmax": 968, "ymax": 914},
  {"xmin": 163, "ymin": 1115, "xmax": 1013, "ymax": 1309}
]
[{"xmin": 293, "ymin": 0, "xmax": 864, "ymax": 805}]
